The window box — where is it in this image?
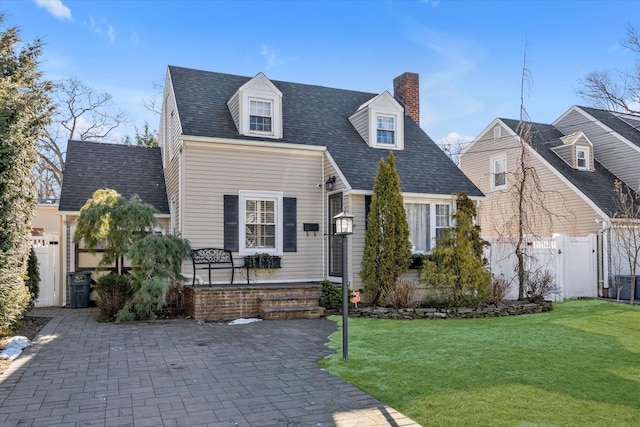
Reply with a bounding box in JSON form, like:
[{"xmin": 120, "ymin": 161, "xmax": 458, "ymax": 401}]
[
  {"xmin": 244, "ymin": 254, "xmax": 282, "ymax": 269},
  {"xmin": 408, "ymin": 254, "xmax": 424, "ymax": 269}
]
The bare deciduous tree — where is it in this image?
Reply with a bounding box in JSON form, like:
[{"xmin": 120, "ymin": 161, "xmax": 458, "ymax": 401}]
[
  {"xmin": 141, "ymin": 80, "xmax": 163, "ymax": 115},
  {"xmin": 438, "ymin": 133, "xmax": 472, "ymax": 166},
  {"xmin": 37, "ymin": 78, "xmax": 128, "ymax": 198},
  {"xmin": 578, "ymin": 25, "xmax": 640, "ymax": 113},
  {"xmin": 494, "ymin": 47, "xmax": 573, "ymax": 300},
  {"xmin": 611, "ymin": 180, "xmax": 640, "ymax": 305}
]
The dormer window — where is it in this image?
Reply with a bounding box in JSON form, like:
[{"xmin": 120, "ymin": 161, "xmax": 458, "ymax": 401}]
[
  {"xmin": 554, "ymin": 132, "xmax": 593, "ymax": 171},
  {"xmin": 376, "ymin": 116, "xmax": 395, "ymax": 145},
  {"xmin": 576, "ymin": 147, "xmax": 588, "ymax": 170},
  {"xmin": 349, "ymin": 91, "xmax": 404, "ymax": 150},
  {"xmin": 227, "ymin": 73, "xmax": 283, "ymax": 139},
  {"xmin": 249, "ymin": 99, "xmax": 272, "ymax": 133}
]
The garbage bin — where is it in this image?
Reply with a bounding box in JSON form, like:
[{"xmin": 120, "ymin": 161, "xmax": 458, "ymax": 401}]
[{"xmin": 68, "ymin": 272, "xmax": 92, "ymax": 309}]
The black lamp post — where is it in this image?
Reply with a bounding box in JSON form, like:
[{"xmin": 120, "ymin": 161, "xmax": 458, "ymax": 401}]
[{"xmin": 333, "ymin": 211, "xmax": 354, "ymax": 360}]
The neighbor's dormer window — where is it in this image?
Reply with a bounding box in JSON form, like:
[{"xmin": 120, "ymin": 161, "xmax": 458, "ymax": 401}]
[
  {"xmin": 576, "ymin": 147, "xmax": 588, "ymax": 170},
  {"xmin": 377, "ymin": 116, "xmax": 395, "ymax": 145},
  {"xmin": 250, "ymin": 99, "xmax": 272, "ymax": 133}
]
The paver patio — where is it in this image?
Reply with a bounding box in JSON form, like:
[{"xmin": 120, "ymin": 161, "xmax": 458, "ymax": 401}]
[{"xmin": 0, "ymin": 307, "xmax": 420, "ymax": 427}]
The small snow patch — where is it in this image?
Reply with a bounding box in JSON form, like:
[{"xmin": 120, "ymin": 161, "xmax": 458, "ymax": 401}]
[
  {"xmin": 0, "ymin": 336, "xmax": 30, "ymax": 361},
  {"xmin": 228, "ymin": 318, "xmax": 262, "ymax": 325}
]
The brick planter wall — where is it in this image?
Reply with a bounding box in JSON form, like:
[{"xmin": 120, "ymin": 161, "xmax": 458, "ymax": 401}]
[
  {"xmin": 183, "ymin": 284, "xmax": 322, "ymax": 321},
  {"xmin": 343, "ymin": 301, "xmax": 553, "ymax": 320}
]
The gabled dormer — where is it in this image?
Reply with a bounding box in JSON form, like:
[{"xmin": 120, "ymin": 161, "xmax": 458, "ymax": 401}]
[
  {"xmin": 349, "ymin": 91, "xmax": 405, "ymax": 150},
  {"xmin": 227, "ymin": 73, "xmax": 283, "ymax": 139},
  {"xmin": 552, "ymin": 131, "xmax": 594, "ymax": 171}
]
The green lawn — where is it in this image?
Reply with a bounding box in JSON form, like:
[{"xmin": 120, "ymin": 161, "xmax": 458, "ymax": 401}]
[{"xmin": 319, "ymin": 300, "xmax": 640, "ymax": 426}]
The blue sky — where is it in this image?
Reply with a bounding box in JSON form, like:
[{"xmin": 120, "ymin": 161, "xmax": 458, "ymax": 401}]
[{"xmin": 3, "ymin": 0, "xmax": 640, "ymax": 144}]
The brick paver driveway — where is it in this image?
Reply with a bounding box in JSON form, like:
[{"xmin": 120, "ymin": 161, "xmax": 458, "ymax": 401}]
[{"xmin": 0, "ymin": 308, "xmax": 420, "ymax": 426}]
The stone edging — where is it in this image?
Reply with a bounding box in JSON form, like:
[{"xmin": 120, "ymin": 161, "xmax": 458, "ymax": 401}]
[{"xmin": 333, "ymin": 301, "xmax": 553, "ymax": 320}]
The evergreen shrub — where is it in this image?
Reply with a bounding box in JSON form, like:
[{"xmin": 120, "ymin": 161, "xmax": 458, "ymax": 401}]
[
  {"xmin": 94, "ymin": 274, "xmax": 133, "ymax": 321},
  {"xmin": 320, "ymin": 280, "xmax": 342, "ymax": 310},
  {"xmin": 25, "ymin": 247, "xmax": 40, "ymax": 309}
]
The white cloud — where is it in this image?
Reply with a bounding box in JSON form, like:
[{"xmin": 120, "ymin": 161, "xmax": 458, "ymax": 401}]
[
  {"xmin": 261, "ymin": 44, "xmax": 283, "ymax": 70},
  {"xmin": 107, "ymin": 25, "xmax": 115, "ymax": 43},
  {"xmin": 35, "ymin": 0, "xmax": 72, "ymax": 21},
  {"xmin": 438, "ymin": 132, "xmax": 474, "ymax": 145},
  {"xmin": 421, "ymin": 0, "xmax": 440, "ymax": 7},
  {"xmin": 83, "ymin": 15, "xmax": 116, "ymax": 43}
]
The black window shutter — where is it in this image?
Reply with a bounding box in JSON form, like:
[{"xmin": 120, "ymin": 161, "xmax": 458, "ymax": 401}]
[
  {"xmin": 224, "ymin": 195, "xmax": 239, "ymax": 251},
  {"xmin": 283, "ymin": 197, "xmax": 297, "ymax": 252},
  {"xmin": 365, "ymin": 195, "xmax": 372, "ymax": 230}
]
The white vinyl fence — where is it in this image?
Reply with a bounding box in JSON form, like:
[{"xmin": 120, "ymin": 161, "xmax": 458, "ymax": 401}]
[
  {"xmin": 31, "ymin": 234, "xmax": 59, "ymax": 307},
  {"xmin": 487, "ymin": 234, "xmax": 598, "ymax": 301}
]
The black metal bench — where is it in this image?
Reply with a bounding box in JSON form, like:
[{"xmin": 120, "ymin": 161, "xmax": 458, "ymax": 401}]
[{"xmin": 190, "ymin": 248, "xmax": 246, "ymax": 286}]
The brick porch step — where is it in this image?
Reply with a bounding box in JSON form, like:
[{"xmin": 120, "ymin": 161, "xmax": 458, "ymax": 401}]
[
  {"xmin": 259, "ymin": 295, "xmax": 322, "ymax": 309},
  {"xmin": 259, "ymin": 293, "xmax": 324, "ymax": 320},
  {"xmin": 259, "ymin": 306, "xmax": 326, "ymax": 320}
]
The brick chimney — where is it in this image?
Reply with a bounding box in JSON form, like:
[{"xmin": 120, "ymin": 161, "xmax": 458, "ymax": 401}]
[{"xmin": 393, "ymin": 72, "xmax": 420, "ymax": 125}]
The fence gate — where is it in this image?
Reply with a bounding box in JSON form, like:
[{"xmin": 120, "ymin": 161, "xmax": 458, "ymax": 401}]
[
  {"xmin": 32, "ymin": 234, "xmax": 59, "ymax": 307},
  {"xmin": 556, "ymin": 234, "xmax": 597, "ymax": 299},
  {"xmin": 488, "ymin": 234, "xmax": 597, "ymax": 301}
]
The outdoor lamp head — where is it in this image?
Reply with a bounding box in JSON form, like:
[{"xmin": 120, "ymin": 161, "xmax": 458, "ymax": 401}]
[
  {"xmin": 333, "ymin": 211, "xmax": 354, "ymax": 235},
  {"xmin": 325, "ymin": 176, "xmax": 336, "ymax": 191}
]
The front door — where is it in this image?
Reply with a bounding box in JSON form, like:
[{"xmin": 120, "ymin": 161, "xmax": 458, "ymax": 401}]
[{"xmin": 328, "ymin": 193, "xmax": 343, "ymax": 277}]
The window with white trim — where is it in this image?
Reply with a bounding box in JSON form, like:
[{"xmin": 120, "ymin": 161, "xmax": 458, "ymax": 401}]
[
  {"xmin": 376, "ymin": 115, "xmax": 395, "ymax": 145},
  {"xmin": 435, "ymin": 204, "xmax": 451, "ymax": 242},
  {"xmin": 249, "ymin": 99, "xmax": 272, "ymax": 133},
  {"xmin": 491, "ymin": 155, "xmax": 507, "ymax": 190},
  {"xmin": 239, "ymin": 191, "xmax": 283, "ymax": 255},
  {"xmin": 576, "ymin": 147, "xmax": 588, "ymax": 170},
  {"xmin": 405, "ymin": 203, "xmax": 430, "ymax": 253}
]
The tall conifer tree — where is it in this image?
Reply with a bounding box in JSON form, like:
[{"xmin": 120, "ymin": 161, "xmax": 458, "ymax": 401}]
[
  {"xmin": 0, "ymin": 14, "xmax": 52, "ymax": 330},
  {"xmin": 421, "ymin": 192, "xmax": 491, "ymax": 304},
  {"xmin": 360, "ymin": 151, "xmax": 411, "ymax": 306}
]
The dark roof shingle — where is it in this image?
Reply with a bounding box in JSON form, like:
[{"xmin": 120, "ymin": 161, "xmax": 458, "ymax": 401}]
[
  {"xmin": 168, "ymin": 66, "xmax": 483, "ymax": 197},
  {"xmin": 59, "ymin": 140, "xmax": 169, "ymax": 214},
  {"xmin": 500, "ymin": 118, "xmax": 627, "ymax": 216},
  {"xmin": 578, "ymin": 106, "xmax": 640, "ymax": 149}
]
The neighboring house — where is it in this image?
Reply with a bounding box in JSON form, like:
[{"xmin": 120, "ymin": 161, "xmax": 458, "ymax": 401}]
[
  {"xmin": 57, "ymin": 140, "xmax": 169, "ymax": 306},
  {"xmin": 159, "ymin": 66, "xmax": 483, "ymax": 290},
  {"xmin": 460, "ymin": 105, "xmax": 640, "ymax": 300}
]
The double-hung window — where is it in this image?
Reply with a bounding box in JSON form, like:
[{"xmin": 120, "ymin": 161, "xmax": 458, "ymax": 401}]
[
  {"xmin": 376, "ymin": 116, "xmax": 395, "ymax": 145},
  {"xmin": 435, "ymin": 204, "xmax": 451, "ymax": 242},
  {"xmin": 240, "ymin": 191, "xmax": 283, "ymax": 255},
  {"xmin": 492, "ymin": 156, "xmax": 507, "ymax": 190},
  {"xmin": 245, "ymin": 199, "xmax": 276, "ymax": 249},
  {"xmin": 576, "ymin": 147, "xmax": 588, "ymax": 170},
  {"xmin": 249, "ymin": 99, "xmax": 272, "ymax": 133}
]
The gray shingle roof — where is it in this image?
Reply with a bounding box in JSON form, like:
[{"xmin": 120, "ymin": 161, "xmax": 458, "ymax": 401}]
[
  {"xmin": 168, "ymin": 66, "xmax": 483, "ymax": 197},
  {"xmin": 578, "ymin": 106, "xmax": 640, "ymax": 149},
  {"xmin": 59, "ymin": 140, "xmax": 169, "ymax": 214},
  {"xmin": 500, "ymin": 118, "xmax": 627, "ymax": 216}
]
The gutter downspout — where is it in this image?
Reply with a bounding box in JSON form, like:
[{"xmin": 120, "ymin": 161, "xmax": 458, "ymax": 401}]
[
  {"xmin": 61, "ymin": 215, "xmax": 67, "ymax": 307},
  {"xmin": 322, "ymin": 154, "xmax": 326, "ymax": 280},
  {"xmin": 596, "ymin": 219, "xmax": 611, "ymax": 298}
]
